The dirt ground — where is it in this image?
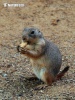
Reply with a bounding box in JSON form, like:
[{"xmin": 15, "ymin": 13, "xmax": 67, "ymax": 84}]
[{"xmin": 0, "ymin": 0, "xmax": 75, "ymax": 100}]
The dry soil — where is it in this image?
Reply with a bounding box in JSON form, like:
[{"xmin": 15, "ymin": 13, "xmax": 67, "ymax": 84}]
[{"xmin": 0, "ymin": 0, "xmax": 75, "ymax": 100}]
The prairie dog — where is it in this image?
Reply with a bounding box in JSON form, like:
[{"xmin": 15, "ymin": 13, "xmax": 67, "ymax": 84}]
[{"xmin": 17, "ymin": 27, "xmax": 69, "ymax": 85}]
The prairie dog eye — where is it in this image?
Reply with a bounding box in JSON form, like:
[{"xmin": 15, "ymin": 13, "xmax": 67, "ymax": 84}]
[
  {"xmin": 29, "ymin": 30, "xmax": 35, "ymax": 38},
  {"xmin": 31, "ymin": 31, "xmax": 35, "ymax": 34}
]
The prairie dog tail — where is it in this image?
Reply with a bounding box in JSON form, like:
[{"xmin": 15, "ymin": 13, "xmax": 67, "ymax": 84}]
[{"xmin": 56, "ymin": 66, "xmax": 70, "ymax": 80}]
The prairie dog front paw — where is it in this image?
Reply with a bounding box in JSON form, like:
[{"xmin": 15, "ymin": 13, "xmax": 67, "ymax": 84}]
[{"xmin": 25, "ymin": 45, "xmax": 34, "ymax": 50}]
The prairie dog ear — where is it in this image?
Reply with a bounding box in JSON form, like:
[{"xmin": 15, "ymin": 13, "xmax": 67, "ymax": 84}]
[{"xmin": 20, "ymin": 41, "xmax": 27, "ymax": 48}]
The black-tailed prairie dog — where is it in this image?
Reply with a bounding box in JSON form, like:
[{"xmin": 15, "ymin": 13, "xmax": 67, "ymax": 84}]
[{"xmin": 17, "ymin": 27, "xmax": 69, "ymax": 85}]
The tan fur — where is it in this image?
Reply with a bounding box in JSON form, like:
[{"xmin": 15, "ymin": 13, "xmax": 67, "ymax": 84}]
[
  {"xmin": 41, "ymin": 71, "xmax": 54, "ymax": 85},
  {"xmin": 20, "ymin": 38, "xmax": 46, "ymax": 59}
]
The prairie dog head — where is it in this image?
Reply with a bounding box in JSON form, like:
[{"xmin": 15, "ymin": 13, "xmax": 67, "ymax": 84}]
[
  {"xmin": 17, "ymin": 27, "xmax": 45, "ymax": 52},
  {"xmin": 22, "ymin": 27, "xmax": 44, "ymax": 44}
]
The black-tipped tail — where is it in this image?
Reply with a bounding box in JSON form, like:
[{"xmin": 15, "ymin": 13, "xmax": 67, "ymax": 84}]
[{"xmin": 56, "ymin": 66, "xmax": 70, "ymax": 80}]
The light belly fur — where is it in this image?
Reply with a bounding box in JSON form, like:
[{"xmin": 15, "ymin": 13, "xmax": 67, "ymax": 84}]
[
  {"xmin": 33, "ymin": 66, "xmax": 46, "ymax": 79},
  {"xmin": 30, "ymin": 57, "xmax": 50, "ymax": 79}
]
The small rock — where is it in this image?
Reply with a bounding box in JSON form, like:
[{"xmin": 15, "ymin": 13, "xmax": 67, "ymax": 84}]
[
  {"xmin": 40, "ymin": 90, "xmax": 43, "ymax": 93},
  {"xmin": 0, "ymin": 70, "xmax": 3, "ymax": 74},
  {"xmin": 0, "ymin": 89, "xmax": 4, "ymax": 93},
  {"xmin": 2, "ymin": 73, "xmax": 8, "ymax": 77}
]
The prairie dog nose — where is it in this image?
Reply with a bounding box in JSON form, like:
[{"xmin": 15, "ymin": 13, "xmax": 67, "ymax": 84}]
[{"xmin": 22, "ymin": 35, "xmax": 29, "ymax": 41}]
